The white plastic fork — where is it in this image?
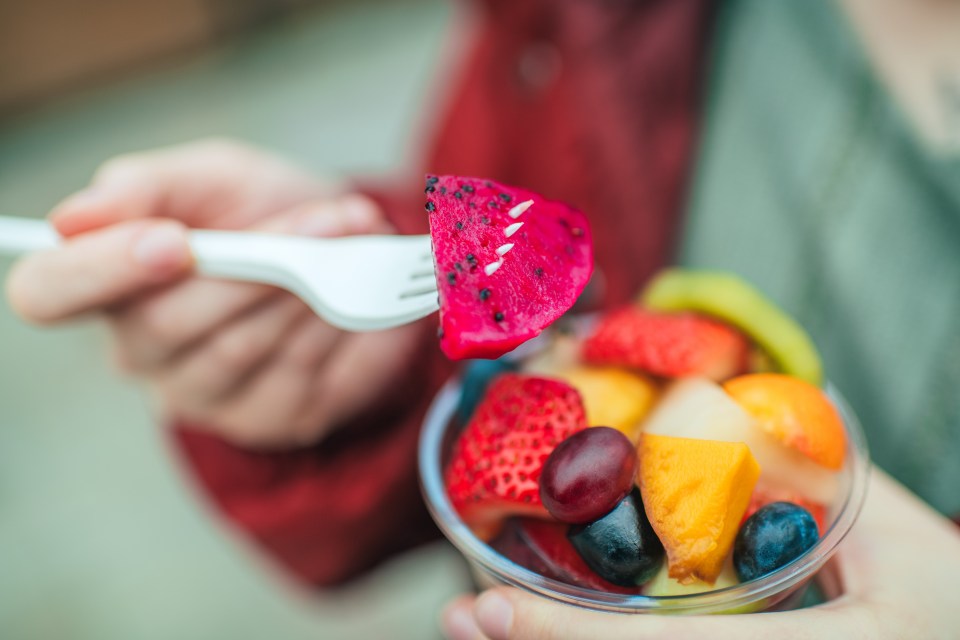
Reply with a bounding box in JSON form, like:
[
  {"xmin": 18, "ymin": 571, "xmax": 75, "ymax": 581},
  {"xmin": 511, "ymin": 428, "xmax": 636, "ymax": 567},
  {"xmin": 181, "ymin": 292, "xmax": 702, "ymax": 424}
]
[{"xmin": 0, "ymin": 216, "xmax": 439, "ymax": 331}]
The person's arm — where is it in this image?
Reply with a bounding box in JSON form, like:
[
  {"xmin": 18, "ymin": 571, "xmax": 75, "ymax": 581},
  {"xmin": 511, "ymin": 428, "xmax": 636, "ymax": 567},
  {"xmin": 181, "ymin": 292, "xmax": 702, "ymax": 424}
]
[
  {"xmin": 5, "ymin": 139, "xmax": 451, "ymax": 586},
  {"xmin": 441, "ymin": 469, "xmax": 960, "ymax": 640}
]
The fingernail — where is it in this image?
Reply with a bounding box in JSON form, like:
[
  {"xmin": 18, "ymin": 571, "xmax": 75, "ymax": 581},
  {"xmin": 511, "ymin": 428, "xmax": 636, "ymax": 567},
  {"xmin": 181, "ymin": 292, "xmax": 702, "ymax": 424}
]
[
  {"xmin": 441, "ymin": 603, "xmax": 480, "ymax": 640},
  {"xmin": 475, "ymin": 592, "xmax": 513, "ymax": 640},
  {"xmin": 132, "ymin": 224, "xmax": 189, "ymax": 272},
  {"xmin": 296, "ymin": 210, "xmax": 340, "ymax": 237},
  {"xmin": 340, "ymin": 196, "xmax": 375, "ymax": 225},
  {"xmin": 63, "ymin": 187, "xmax": 110, "ymax": 213},
  {"xmin": 50, "ymin": 188, "xmax": 103, "ymax": 217}
]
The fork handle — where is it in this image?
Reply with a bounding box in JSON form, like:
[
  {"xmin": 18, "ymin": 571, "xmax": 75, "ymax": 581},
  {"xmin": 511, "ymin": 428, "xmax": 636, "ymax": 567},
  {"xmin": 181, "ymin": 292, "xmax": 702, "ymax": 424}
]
[
  {"xmin": 189, "ymin": 229, "xmax": 299, "ymax": 286},
  {"xmin": 0, "ymin": 216, "xmax": 60, "ymax": 255},
  {"xmin": 0, "ymin": 217, "xmax": 290, "ymax": 289}
]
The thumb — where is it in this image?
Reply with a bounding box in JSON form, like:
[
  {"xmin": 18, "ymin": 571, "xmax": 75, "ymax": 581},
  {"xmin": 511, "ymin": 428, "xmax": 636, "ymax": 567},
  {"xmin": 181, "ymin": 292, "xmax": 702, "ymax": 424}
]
[
  {"xmin": 48, "ymin": 139, "xmax": 322, "ymax": 237},
  {"xmin": 49, "ymin": 151, "xmax": 195, "ymax": 237},
  {"xmin": 468, "ymin": 587, "xmax": 872, "ymax": 640},
  {"xmin": 279, "ymin": 193, "xmax": 394, "ymax": 237},
  {"xmin": 6, "ymin": 219, "xmax": 191, "ymax": 324}
]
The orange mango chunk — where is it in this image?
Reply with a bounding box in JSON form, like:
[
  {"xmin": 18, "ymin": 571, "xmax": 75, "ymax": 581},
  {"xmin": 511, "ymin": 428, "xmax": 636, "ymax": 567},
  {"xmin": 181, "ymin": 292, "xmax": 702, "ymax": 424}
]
[
  {"xmin": 551, "ymin": 366, "xmax": 657, "ymax": 441},
  {"xmin": 638, "ymin": 434, "xmax": 761, "ymax": 584},
  {"xmin": 723, "ymin": 373, "xmax": 846, "ymax": 470}
]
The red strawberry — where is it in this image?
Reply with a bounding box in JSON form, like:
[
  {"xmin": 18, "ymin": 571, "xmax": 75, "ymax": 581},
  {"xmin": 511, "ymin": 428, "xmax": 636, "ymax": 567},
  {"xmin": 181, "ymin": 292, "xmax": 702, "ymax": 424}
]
[
  {"xmin": 445, "ymin": 374, "xmax": 588, "ymax": 540},
  {"xmin": 491, "ymin": 518, "xmax": 642, "ymax": 594},
  {"xmin": 742, "ymin": 486, "xmax": 828, "ymax": 535},
  {"xmin": 583, "ymin": 307, "xmax": 750, "ymax": 381}
]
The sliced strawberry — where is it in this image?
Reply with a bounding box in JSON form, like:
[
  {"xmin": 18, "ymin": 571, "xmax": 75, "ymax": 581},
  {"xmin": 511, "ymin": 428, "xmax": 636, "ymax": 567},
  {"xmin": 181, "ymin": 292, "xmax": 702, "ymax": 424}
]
[
  {"xmin": 445, "ymin": 374, "xmax": 588, "ymax": 539},
  {"xmin": 742, "ymin": 485, "xmax": 828, "ymax": 536},
  {"xmin": 583, "ymin": 307, "xmax": 750, "ymax": 381},
  {"xmin": 491, "ymin": 518, "xmax": 643, "ymax": 594}
]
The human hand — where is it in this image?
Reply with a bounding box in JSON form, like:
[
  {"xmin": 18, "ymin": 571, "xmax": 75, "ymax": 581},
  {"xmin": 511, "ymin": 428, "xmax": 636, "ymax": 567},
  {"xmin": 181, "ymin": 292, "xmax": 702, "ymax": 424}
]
[
  {"xmin": 441, "ymin": 469, "xmax": 960, "ymax": 639},
  {"xmin": 6, "ymin": 139, "xmax": 425, "ymax": 448}
]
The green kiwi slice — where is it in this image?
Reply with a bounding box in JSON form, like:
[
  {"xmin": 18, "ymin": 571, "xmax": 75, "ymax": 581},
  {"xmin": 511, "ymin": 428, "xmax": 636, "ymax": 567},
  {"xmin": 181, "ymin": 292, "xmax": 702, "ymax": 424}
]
[{"xmin": 641, "ymin": 269, "xmax": 823, "ymax": 386}]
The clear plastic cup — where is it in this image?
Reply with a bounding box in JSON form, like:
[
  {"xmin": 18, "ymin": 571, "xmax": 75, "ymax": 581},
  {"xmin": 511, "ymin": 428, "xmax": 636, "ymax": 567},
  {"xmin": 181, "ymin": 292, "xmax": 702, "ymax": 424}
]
[{"xmin": 418, "ymin": 377, "xmax": 870, "ymax": 615}]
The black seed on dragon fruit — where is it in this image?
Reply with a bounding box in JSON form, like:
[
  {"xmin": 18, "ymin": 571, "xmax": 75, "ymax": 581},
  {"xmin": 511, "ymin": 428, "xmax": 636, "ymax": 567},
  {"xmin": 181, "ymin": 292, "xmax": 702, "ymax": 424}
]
[
  {"xmin": 425, "ymin": 201, "xmax": 436, "ymax": 212},
  {"xmin": 427, "ymin": 176, "xmax": 439, "ymax": 185},
  {"xmin": 426, "ymin": 175, "xmax": 593, "ymax": 360}
]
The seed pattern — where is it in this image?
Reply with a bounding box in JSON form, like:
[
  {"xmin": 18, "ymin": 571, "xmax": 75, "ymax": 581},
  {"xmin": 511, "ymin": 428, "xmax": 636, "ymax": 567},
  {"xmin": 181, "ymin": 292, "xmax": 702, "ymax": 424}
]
[{"xmin": 483, "ymin": 201, "xmax": 533, "ymax": 276}]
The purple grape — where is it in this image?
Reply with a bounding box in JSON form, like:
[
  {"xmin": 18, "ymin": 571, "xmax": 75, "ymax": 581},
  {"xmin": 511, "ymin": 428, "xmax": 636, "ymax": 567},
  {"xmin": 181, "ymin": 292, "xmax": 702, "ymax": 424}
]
[{"xmin": 539, "ymin": 427, "xmax": 637, "ymax": 524}]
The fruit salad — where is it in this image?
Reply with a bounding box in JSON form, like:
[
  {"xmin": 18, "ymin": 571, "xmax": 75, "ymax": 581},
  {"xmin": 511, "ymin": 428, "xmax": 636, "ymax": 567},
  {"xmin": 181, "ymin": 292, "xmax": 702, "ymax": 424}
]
[{"xmin": 441, "ymin": 269, "xmax": 854, "ymax": 599}]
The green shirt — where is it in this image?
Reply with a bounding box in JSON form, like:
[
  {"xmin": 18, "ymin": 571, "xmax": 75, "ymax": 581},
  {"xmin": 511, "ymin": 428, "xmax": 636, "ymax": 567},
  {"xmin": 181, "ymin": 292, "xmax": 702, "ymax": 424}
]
[{"xmin": 682, "ymin": 0, "xmax": 960, "ymax": 515}]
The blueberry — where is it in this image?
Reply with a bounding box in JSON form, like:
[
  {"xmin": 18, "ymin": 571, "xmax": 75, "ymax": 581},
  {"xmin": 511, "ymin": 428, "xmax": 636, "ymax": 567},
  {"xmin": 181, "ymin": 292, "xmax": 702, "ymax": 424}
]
[
  {"xmin": 734, "ymin": 502, "xmax": 820, "ymax": 582},
  {"xmin": 455, "ymin": 359, "xmax": 518, "ymax": 423},
  {"xmin": 568, "ymin": 489, "xmax": 664, "ymax": 587}
]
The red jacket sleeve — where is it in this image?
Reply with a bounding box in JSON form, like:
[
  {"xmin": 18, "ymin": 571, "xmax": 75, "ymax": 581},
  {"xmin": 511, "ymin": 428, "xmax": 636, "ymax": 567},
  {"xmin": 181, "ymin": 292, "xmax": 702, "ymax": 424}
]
[{"xmin": 173, "ymin": 345, "xmax": 451, "ymax": 586}]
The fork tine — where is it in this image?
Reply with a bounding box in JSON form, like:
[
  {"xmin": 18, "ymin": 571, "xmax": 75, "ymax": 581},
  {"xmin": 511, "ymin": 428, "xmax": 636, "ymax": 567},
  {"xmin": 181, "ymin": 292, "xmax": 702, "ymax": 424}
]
[{"xmin": 399, "ymin": 284, "xmax": 439, "ymax": 299}]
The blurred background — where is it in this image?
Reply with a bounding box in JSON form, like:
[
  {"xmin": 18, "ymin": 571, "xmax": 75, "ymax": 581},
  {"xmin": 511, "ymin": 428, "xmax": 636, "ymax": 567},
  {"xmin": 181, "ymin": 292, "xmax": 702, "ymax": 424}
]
[{"xmin": 0, "ymin": 0, "xmax": 472, "ymax": 638}]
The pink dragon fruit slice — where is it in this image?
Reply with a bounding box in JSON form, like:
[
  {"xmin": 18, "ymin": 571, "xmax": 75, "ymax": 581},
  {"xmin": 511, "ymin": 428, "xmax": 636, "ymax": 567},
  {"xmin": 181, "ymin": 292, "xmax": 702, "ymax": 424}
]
[{"xmin": 426, "ymin": 175, "xmax": 593, "ymax": 359}]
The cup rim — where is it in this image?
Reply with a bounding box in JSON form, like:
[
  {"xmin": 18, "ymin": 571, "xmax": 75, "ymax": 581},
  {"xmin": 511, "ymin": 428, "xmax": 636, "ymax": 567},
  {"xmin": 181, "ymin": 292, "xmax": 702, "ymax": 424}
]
[{"xmin": 418, "ymin": 375, "xmax": 871, "ymax": 614}]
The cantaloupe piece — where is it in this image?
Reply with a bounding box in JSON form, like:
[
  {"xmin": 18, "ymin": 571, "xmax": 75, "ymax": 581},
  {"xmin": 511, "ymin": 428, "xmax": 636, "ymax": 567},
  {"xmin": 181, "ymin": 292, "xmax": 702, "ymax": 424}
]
[
  {"xmin": 641, "ymin": 377, "xmax": 839, "ymax": 504},
  {"xmin": 638, "ymin": 434, "xmax": 760, "ymax": 584},
  {"xmin": 724, "ymin": 373, "xmax": 846, "ymax": 470},
  {"xmin": 549, "ymin": 366, "xmax": 657, "ymax": 441}
]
